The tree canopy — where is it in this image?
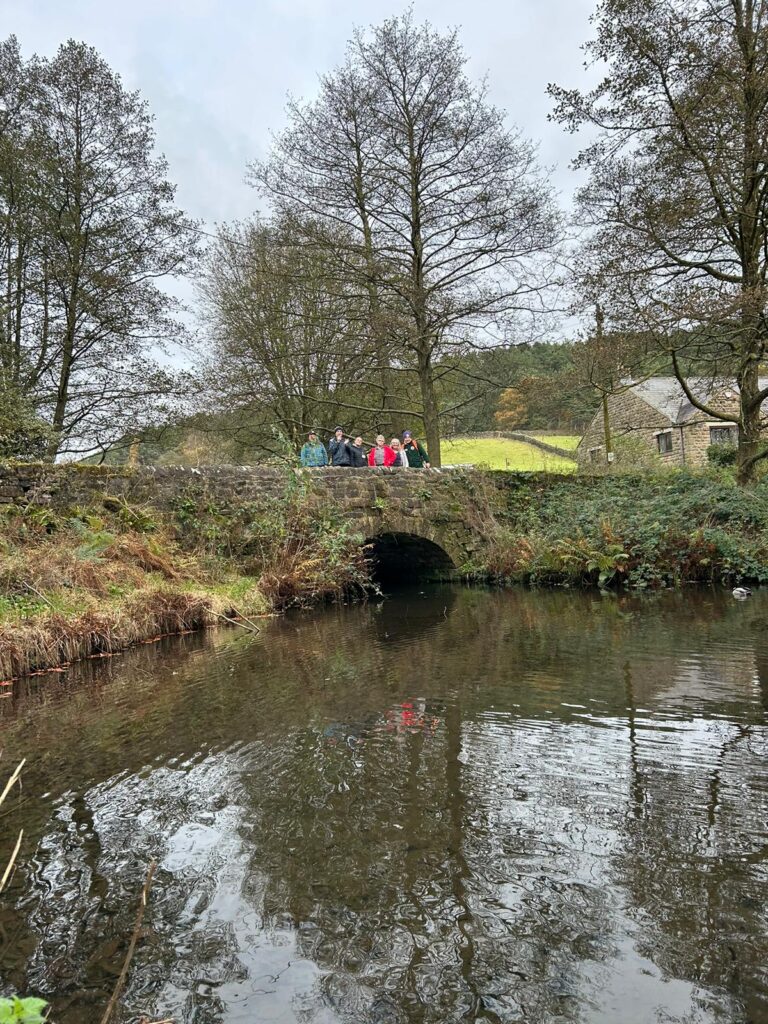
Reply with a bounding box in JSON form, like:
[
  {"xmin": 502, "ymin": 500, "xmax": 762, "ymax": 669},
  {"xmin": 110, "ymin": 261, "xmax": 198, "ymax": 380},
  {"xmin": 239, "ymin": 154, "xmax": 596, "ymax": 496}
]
[
  {"xmin": 0, "ymin": 36, "xmax": 198, "ymax": 459},
  {"xmin": 251, "ymin": 12, "xmax": 561, "ymax": 464},
  {"xmin": 551, "ymin": 0, "xmax": 768, "ymax": 480}
]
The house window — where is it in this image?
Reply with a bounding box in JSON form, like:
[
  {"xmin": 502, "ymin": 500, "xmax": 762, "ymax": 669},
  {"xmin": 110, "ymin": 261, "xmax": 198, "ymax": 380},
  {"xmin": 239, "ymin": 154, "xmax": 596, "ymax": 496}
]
[
  {"xmin": 657, "ymin": 431, "xmax": 673, "ymax": 454},
  {"xmin": 588, "ymin": 447, "xmax": 602, "ymax": 463},
  {"xmin": 710, "ymin": 426, "xmax": 737, "ymax": 445}
]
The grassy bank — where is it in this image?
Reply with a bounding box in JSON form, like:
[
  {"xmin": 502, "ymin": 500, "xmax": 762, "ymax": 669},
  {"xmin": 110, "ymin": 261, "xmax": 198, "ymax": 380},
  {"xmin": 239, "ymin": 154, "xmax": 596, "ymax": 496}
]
[
  {"xmin": 474, "ymin": 470, "xmax": 768, "ymax": 589},
  {"xmin": 0, "ymin": 487, "xmax": 370, "ymax": 680}
]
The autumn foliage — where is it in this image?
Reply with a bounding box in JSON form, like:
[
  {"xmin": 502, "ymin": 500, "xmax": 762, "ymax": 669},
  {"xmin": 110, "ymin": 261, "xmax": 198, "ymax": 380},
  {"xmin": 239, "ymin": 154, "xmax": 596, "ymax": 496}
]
[{"xmin": 494, "ymin": 388, "xmax": 528, "ymax": 430}]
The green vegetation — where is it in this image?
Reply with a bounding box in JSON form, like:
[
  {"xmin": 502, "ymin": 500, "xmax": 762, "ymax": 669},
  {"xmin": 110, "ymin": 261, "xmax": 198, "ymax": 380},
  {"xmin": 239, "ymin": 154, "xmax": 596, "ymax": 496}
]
[
  {"xmin": 442, "ymin": 436, "xmax": 577, "ymax": 472},
  {"xmin": 3, "ymin": 465, "xmax": 767, "ymax": 678},
  {"xmin": 552, "ymin": 1, "xmax": 768, "ymax": 483},
  {"xmin": 0, "ymin": 484, "xmax": 371, "ymax": 679},
  {"xmin": 707, "ymin": 443, "xmax": 738, "ymax": 468},
  {"xmin": 0, "ymin": 998, "xmax": 48, "ymax": 1024},
  {"xmin": 94, "ymin": 343, "xmax": 595, "ymax": 469},
  {"xmin": 475, "ymin": 471, "xmax": 768, "ymax": 589},
  {"xmin": 0, "ymin": 387, "xmax": 52, "ymax": 462},
  {"xmin": 453, "ymin": 343, "xmax": 599, "ymax": 436}
]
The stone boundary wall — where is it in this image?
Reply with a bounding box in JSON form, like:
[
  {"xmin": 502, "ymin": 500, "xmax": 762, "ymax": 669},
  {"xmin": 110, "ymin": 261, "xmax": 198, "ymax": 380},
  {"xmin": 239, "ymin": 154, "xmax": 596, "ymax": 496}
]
[{"xmin": 455, "ymin": 431, "xmax": 577, "ymax": 459}]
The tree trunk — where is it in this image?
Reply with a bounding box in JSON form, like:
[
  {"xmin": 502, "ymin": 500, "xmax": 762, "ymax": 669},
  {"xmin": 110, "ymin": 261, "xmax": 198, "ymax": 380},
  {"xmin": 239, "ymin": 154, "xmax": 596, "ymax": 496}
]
[
  {"xmin": 602, "ymin": 393, "xmax": 612, "ymax": 468},
  {"xmin": 376, "ymin": 360, "xmax": 396, "ymax": 440},
  {"xmin": 50, "ymin": 308, "xmax": 77, "ymax": 459},
  {"xmin": 736, "ymin": 10, "xmax": 763, "ymax": 485},
  {"xmin": 737, "ymin": 358, "xmax": 762, "ymax": 484},
  {"xmin": 349, "ymin": 127, "xmax": 397, "ymax": 440},
  {"xmin": 365, "ymin": 282, "xmax": 395, "ymax": 439},
  {"xmin": 49, "ymin": 357, "xmax": 71, "ymax": 459},
  {"xmin": 418, "ymin": 349, "xmax": 441, "ymax": 467}
]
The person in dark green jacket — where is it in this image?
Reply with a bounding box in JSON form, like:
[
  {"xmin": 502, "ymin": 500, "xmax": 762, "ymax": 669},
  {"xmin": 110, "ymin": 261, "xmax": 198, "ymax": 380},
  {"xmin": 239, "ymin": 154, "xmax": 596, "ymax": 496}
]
[
  {"xmin": 402, "ymin": 431, "xmax": 430, "ymax": 468},
  {"xmin": 299, "ymin": 431, "xmax": 328, "ymax": 467}
]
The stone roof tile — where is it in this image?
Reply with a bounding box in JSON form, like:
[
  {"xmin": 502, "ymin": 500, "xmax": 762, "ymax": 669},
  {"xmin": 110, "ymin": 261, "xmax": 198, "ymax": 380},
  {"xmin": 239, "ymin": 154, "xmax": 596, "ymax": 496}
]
[{"xmin": 629, "ymin": 377, "xmax": 768, "ymax": 424}]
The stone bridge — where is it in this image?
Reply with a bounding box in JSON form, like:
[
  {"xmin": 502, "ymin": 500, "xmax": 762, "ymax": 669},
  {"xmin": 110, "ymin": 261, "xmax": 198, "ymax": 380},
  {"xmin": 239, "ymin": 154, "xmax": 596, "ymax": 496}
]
[{"xmin": 0, "ymin": 463, "xmax": 525, "ymax": 580}]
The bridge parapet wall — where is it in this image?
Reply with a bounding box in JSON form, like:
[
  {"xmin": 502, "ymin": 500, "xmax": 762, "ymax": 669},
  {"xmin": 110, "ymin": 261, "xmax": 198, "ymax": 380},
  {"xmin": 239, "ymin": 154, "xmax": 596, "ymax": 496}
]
[
  {"xmin": 0, "ymin": 463, "xmax": 290, "ymax": 508},
  {"xmin": 0, "ymin": 463, "xmax": 539, "ymax": 571},
  {"xmin": 0, "ymin": 463, "xmax": 491, "ymax": 510}
]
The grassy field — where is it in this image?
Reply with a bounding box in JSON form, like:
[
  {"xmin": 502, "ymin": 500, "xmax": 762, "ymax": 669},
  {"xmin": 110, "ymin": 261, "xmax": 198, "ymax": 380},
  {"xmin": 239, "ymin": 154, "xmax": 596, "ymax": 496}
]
[
  {"xmin": 530, "ymin": 434, "xmax": 582, "ymax": 450},
  {"xmin": 441, "ymin": 436, "xmax": 577, "ymax": 472}
]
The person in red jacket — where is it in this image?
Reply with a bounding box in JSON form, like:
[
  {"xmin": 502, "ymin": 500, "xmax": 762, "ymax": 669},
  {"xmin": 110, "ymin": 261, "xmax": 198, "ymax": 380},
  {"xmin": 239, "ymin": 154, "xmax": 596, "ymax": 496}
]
[{"xmin": 368, "ymin": 434, "xmax": 396, "ymax": 466}]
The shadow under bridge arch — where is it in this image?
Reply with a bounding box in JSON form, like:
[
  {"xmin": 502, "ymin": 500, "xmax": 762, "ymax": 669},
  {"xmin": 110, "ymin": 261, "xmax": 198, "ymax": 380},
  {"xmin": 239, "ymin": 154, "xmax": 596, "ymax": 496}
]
[{"xmin": 364, "ymin": 531, "xmax": 457, "ymax": 585}]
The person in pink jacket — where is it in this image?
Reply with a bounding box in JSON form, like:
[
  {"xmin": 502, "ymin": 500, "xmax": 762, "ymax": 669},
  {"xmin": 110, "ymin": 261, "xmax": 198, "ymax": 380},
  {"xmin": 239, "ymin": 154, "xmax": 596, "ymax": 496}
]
[{"xmin": 368, "ymin": 434, "xmax": 396, "ymax": 466}]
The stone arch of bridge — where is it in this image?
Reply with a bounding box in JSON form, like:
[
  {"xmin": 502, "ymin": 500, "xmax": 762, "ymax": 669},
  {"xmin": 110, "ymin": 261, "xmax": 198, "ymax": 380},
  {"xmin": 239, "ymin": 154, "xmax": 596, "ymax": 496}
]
[{"xmin": 362, "ymin": 525, "xmax": 459, "ymax": 585}]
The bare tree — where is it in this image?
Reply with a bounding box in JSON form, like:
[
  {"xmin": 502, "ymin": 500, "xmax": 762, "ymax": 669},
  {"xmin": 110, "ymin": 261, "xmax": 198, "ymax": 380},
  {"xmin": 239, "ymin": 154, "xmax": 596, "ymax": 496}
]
[
  {"xmin": 252, "ymin": 13, "xmax": 560, "ymax": 465},
  {"xmin": 551, "ymin": 0, "xmax": 768, "ymax": 482},
  {"xmin": 570, "ymin": 306, "xmax": 656, "ymax": 465},
  {"xmin": 250, "ymin": 63, "xmax": 402, "ymax": 439},
  {"xmin": 198, "ymin": 217, "xmax": 393, "ymax": 454}
]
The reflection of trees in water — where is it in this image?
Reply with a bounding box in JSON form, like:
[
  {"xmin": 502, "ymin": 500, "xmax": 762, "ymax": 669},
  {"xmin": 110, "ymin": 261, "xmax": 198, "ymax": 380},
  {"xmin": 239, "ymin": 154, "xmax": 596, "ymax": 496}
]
[
  {"xmin": 2, "ymin": 752, "xmax": 257, "ymax": 1024},
  {"xmin": 611, "ymin": 662, "xmax": 768, "ymax": 1021},
  {"xmin": 237, "ymin": 702, "xmax": 624, "ymax": 1022},
  {"xmin": 2, "ymin": 588, "xmax": 768, "ymax": 1021}
]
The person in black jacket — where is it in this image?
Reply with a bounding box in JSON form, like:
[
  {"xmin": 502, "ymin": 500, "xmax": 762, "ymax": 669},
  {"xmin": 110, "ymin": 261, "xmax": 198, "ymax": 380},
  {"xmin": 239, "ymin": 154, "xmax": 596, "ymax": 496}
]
[
  {"xmin": 328, "ymin": 426, "xmax": 353, "ymax": 466},
  {"xmin": 349, "ymin": 435, "xmax": 367, "ymax": 467}
]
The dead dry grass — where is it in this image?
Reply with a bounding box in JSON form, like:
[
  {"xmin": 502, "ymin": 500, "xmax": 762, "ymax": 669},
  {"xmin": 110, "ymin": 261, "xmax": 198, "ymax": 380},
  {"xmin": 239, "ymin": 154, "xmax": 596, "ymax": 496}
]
[
  {"xmin": 104, "ymin": 534, "xmax": 182, "ymax": 580},
  {"xmin": 0, "ymin": 512, "xmax": 270, "ymax": 679},
  {"xmin": 0, "ymin": 587, "xmax": 236, "ymax": 679},
  {"xmin": 0, "ymin": 536, "xmax": 143, "ymax": 597},
  {"xmin": 0, "ymin": 489, "xmax": 372, "ymax": 678}
]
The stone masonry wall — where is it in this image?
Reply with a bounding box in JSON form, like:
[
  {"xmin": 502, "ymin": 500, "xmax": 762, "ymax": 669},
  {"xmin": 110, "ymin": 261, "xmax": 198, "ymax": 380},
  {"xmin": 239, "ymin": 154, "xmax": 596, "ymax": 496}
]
[
  {"xmin": 577, "ymin": 388, "xmax": 744, "ymax": 470},
  {"xmin": 680, "ymin": 415, "xmax": 739, "ymax": 466},
  {"xmin": 0, "ymin": 463, "xmax": 514, "ymax": 571},
  {"xmin": 0, "ymin": 463, "xmax": 484, "ymax": 512},
  {"xmin": 577, "ymin": 391, "xmax": 678, "ymax": 468},
  {"xmin": 0, "ymin": 463, "xmax": 290, "ymax": 509}
]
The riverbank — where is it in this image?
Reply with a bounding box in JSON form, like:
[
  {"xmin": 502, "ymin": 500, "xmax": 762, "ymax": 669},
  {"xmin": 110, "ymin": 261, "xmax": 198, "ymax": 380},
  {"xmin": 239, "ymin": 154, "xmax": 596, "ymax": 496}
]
[
  {"xmin": 0, "ymin": 483, "xmax": 371, "ymax": 679},
  {"xmin": 2, "ymin": 464, "xmax": 768, "ymax": 678},
  {"xmin": 480, "ymin": 469, "xmax": 768, "ymax": 588}
]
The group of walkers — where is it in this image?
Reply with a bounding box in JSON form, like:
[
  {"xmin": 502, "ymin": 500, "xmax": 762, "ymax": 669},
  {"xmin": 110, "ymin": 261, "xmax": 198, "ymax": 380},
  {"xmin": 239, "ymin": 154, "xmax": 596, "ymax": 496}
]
[{"xmin": 299, "ymin": 427, "xmax": 430, "ymax": 469}]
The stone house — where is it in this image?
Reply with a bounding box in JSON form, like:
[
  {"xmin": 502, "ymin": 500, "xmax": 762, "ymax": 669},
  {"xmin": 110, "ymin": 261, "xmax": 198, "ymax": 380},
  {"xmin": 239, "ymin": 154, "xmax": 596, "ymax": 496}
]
[{"xmin": 576, "ymin": 377, "xmax": 767, "ymax": 469}]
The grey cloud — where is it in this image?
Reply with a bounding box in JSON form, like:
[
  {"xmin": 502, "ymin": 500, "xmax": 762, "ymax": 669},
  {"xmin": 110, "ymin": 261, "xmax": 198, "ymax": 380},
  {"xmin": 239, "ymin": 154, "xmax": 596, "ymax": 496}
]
[{"xmin": 4, "ymin": 0, "xmax": 599, "ymax": 223}]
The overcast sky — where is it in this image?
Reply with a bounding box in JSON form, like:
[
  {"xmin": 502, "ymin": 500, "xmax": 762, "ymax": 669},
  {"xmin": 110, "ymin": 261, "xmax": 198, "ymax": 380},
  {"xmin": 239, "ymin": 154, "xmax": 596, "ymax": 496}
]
[{"xmin": 3, "ymin": 0, "xmax": 599, "ymax": 227}]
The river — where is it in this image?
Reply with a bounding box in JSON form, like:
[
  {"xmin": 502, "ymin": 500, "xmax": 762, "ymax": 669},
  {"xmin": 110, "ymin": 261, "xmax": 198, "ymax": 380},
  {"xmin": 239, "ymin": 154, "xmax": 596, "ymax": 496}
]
[{"xmin": 1, "ymin": 586, "xmax": 768, "ymax": 1023}]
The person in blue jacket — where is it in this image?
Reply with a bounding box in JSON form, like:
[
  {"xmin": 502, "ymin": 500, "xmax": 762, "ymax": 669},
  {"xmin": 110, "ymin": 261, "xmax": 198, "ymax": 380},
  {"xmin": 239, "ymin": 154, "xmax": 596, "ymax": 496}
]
[{"xmin": 299, "ymin": 430, "xmax": 328, "ymax": 467}]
